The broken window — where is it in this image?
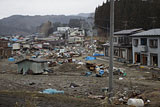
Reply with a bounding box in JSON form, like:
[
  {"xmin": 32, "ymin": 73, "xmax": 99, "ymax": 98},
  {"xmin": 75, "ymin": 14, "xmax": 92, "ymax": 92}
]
[
  {"xmin": 118, "ymin": 37, "xmax": 124, "ymax": 44},
  {"xmin": 149, "ymin": 39, "xmax": 158, "ymax": 48},
  {"xmin": 114, "ymin": 49, "xmax": 118, "ymax": 56},
  {"xmin": 141, "ymin": 38, "xmax": 147, "ymax": 45},
  {"xmin": 124, "ymin": 37, "xmax": 129, "ymax": 44},
  {"xmin": 113, "ymin": 37, "xmax": 117, "ymax": 42},
  {"xmin": 133, "ymin": 39, "xmax": 138, "ymax": 47}
]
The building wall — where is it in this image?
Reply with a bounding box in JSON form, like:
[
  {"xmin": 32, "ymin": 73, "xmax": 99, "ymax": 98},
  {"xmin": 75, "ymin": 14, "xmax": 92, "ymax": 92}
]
[
  {"xmin": 0, "ymin": 40, "xmax": 8, "ymax": 47},
  {"xmin": 0, "ymin": 48, "xmax": 12, "ymax": 58},
  {"xmin": 104, "ymin": 46, "xmax": 132, "ymax": 63},
  {"xmin": 0, "ymin": 40, "xmax": 12, "ymax": 58},
  {"xmin": 132, "ymin": 36, "xmax": 160, "ymax": 67}
]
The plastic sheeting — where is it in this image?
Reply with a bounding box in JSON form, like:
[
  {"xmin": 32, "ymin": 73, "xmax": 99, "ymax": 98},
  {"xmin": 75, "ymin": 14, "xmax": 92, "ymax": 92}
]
[
  {"xmin": 85, "ymin": 56, "xmax": 96, "ymax": 61},
  {"xmin": 42, "ymin": 88, "xmax": 64, "ymax": 94}
]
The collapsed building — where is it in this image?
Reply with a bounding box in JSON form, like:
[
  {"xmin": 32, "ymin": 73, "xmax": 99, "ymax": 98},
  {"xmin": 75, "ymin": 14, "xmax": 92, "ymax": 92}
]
[{"xmin": 0, "ymin": 39, "xmax": 12, "ymax": 59}]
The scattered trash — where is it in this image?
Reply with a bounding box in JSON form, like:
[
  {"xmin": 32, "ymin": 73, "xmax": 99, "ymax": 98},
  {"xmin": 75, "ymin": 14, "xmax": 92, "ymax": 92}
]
[
  {"xmin": 147, "ymin": 100, "xmax": 151, "ymax": 103},
  {"xmin": 43, "ymin": 72, "xmax": 48, "ymax": 75},
  {"xmin": 119, "ymin": 98, "xmax": 124, "ymax": 102},
  {"xmin": 127, "ymin": 98, "xmax": 144, "ymax": 107},
  {"xmin": 48, "ymin": 83, "xmax": 52, "ymax": 86},
  {"xmin": 44, "ymin": 69, "xmax": 53, "ymax": 73},
  {"xmin": 77, "ymin": 62, "xmax": 84, "ymax": 65},
  {"xmin": 70, "ymin": 83, "xmax": 79, "ymax": 88},
  {"xmin": 41, "ymin": 88, "xmax": 64, "ymax": 94},
  {"xmin": 101, "ymin": 87, "xmax": 109, "ymax": 92},
  {"xmin": 29, "ymin": 82, "xmax": 35, "ymax": 85},
  {"xmin": 119, "ymin": 77, "xmax": 123, "ymax": 80},
  {"xmin": 88, "ymin": 95, "xmax": 105, "ymax": 100},
  {"xmin": 139, "ymin": 66, "xmax": 145, "ymax": 69},
  {"xmin": 85, "ymin": 72, "xmax": 92, "ymax": 77},
  {"xmin": 113, "ymin": 68, "xmax": 127, "ymax": 77},
  {"xmin": 76, "ymin": 66, "xmax": 81, "ymax": 69}
]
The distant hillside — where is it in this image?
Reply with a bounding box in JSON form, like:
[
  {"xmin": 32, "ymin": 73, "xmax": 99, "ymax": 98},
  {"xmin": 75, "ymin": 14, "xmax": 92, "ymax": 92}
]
[
  {"xmin": 77, "ymin": 13, "xmax": 94, "ymax": 18},
  {"xmin": 0, "ymin": 15, "xmax": 86, "ymax": 35}
]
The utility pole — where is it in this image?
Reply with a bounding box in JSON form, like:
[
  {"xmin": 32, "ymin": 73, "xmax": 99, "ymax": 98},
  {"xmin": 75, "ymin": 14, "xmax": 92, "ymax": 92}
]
[
  {"xmin": 91, "ymin": 28, "xmax": 94, "ymax": 55},
  {"xmin": 81, "ymin": 20, "xmax": 84, "ymax": 47},
  {"xmin": 89, "ymin": 22, "xmax": 94, "ymax": 55},
  {"xmin": 108, "ymin": 0, "xmax": 114, "ymax": 103}
]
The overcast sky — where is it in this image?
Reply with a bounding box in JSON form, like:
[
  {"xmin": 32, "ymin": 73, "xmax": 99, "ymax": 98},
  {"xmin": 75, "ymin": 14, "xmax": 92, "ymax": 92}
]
[{"xmin": 0, "ymin": 0, "xmax": 106, "ymax": 19}]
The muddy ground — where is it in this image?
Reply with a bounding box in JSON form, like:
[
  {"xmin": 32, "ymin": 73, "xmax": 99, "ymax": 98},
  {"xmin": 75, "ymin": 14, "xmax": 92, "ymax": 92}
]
[{"xmin": 0, "ymin": 56, "xmax": 160, "ymax": 107}]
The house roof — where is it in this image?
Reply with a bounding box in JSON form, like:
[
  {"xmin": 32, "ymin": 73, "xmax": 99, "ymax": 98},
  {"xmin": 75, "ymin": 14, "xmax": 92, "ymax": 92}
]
[
  {"xmin": 15, "ymin": 58, "xmax": 48, "ymax": 64},
  {"xmin": 131, "ymin": 29, "xmax": 160, "ymax": 37},
  {"xmin": 114, "ymin": 28, "xmax": 143, "ymax": 35}
]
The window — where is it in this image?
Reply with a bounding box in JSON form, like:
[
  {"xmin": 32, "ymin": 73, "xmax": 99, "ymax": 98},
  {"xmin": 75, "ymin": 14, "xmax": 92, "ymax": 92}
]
[
  {"xmin": 118, "ymin": 37, "xmax": 124, "ymax": 43},
  {"xmin": 133, "ymin": 39, "xmax": 138, "ymax": 47},
  {"xmin": 113, "ymin": 37, "xmax": 117, "ymax": 42},
  {"xmin": 141, "ymin": 38, "xmax": 147, "ymax": 45},
  {"xmin": 149, "ymin": 39, "xmax": 158, "ymax": 48}
]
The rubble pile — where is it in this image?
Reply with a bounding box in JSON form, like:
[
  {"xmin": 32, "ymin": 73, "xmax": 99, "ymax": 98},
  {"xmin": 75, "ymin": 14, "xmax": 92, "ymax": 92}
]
[{"xmin": 54, "ymin": 63, "xmax": 88, "ymax": 73}]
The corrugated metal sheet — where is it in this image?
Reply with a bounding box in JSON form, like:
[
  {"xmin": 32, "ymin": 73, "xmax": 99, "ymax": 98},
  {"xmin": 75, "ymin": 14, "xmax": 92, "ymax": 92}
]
[
  {"xmin": 131, "ymin": 29, "xmax": 160, "ymax": 37},
  {"xmin": 17, "ymin": 60, "xmax": 48, "ymax": 74}
]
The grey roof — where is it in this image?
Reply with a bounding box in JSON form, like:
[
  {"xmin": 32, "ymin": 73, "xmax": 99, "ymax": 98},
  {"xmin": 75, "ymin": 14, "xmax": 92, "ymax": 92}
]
[
  {"xmin": 131, "ymin": 29, "xmax": 160, "ymax": 37},
  {"xmin": 15, "ymin": 58, "xmax": 48, "ymax": 64},
  {"xmin": 114, "ymin": 28, "xmax": 143, "ymax": 35}
]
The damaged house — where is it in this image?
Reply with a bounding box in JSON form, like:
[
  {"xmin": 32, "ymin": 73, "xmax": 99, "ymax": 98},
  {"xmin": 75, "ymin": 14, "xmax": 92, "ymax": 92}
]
[
  {"xmin": 16, "ymin": 59, "xmax": 48, "ymax": 74},
  {"xmin": 131, "ymin": 29, "xmax": 160, "ymax": 67},
  {"xmin": 103, "ymin": 28, "xmax": 143, "ymax": 63}
]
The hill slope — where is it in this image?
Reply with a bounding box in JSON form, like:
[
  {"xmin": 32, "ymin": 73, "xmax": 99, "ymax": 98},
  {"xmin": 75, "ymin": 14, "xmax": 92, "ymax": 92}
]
[{"xmin": 0, "ymin": 15, "xmax": 86, "ymax": 35}]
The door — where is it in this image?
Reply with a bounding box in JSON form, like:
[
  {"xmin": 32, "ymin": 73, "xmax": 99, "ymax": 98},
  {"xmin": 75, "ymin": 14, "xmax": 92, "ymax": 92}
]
[{"xmin": 141, "ymin": 54, "xmax": 147, "ymax": 65}]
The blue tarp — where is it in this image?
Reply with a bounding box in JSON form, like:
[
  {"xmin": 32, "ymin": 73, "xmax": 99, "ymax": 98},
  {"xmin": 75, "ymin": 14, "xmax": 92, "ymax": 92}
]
[
  {"xmin": 99, "ymin": 70, "xmax": 104, "ymax": 75},
  {"xmin": 42, "ymin": 88, "xmax": 64, "ymax": 94},
  {"xmin": 8, "ymin": 58, "xmax": 15, "ymax": 62},
  {"xmin": 93, "ymin": 53, "xmax": 104, "ymax": 56},
  {"xmin": 8, "ymin": 45, "xmax": 12, "ymax": 47},
  {"xmin": 96, "ymin": 69, "xmax": 104, "ymax": 77},
  {"xmin": 85, "ymin": 56, "xmax": 96, "ymax": 61},
  {"xmin": 11, "ymin": 38, "xmax": 18, "ymax": 42},
  {"xmin": 85, "ymin": 72, "xmax": 92, "ymax": 77}
]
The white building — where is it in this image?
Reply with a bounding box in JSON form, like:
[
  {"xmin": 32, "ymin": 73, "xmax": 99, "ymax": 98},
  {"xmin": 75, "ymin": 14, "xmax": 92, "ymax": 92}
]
[
  {"xmin": 131, "ymin": 29, "xmax": 160, "ymax": 67},
  {"xmin": 13, "ymin": 43, "xmax": 21, "ymax": 50},
  {"xmin": 57, "ymin": 27, "xmax": 70, "ymax": 33}
]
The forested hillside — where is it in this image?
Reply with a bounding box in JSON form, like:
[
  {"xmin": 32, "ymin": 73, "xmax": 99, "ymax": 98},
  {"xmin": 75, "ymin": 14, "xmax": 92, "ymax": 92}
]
[{"xmin": 95, "ymin": 0, "xmax": 160, "ymax": 33}]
